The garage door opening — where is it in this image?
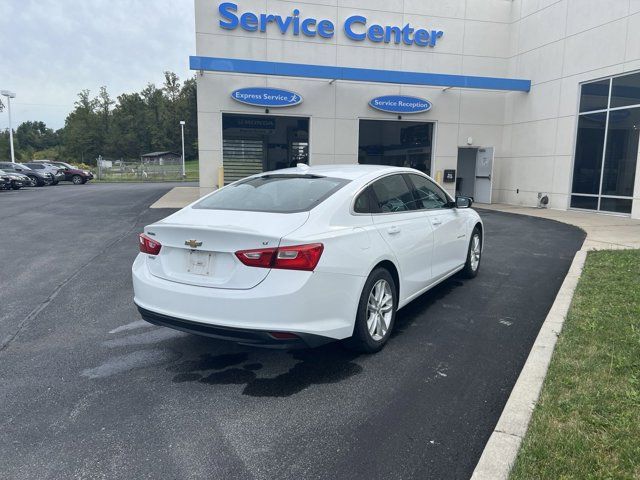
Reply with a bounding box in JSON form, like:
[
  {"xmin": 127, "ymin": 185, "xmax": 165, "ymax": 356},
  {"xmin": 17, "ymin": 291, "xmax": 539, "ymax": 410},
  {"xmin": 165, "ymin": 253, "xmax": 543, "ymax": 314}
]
[
  {"xmin": 358, "ymin": 120, "xmax": 434, "ymax": 175},
  {"xmin": 222, "ymin": 114, "xmax": 309, "ymax": 184}
]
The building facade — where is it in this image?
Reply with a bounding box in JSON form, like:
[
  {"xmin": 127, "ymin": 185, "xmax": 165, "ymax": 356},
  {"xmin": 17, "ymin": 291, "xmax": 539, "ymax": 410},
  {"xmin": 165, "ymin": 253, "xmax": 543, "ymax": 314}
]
[{"xmin": 193, "ymin": 0, "xmax": 640, "ymax": 218}]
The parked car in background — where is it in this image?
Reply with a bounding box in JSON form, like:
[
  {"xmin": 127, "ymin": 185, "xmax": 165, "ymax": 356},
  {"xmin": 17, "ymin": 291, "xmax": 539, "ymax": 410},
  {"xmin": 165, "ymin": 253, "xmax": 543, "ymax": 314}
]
[
  {"xmin": 0, "ymin": 162, "xmax": 52, "ymax": 187},
  {"xmin": 0, "ymin": 169, "xmax": 29, "ymax": 189},
  {"xmin": 33, "ymin": 160, "xmax": 94, "ymax": 184},
  {"xmin": 23, "ymin": 162, "xmax": 65, "ymax": 185},
  {"xmin": 0, "ymin": 170, "xmax": 12, "ymax": 190}
]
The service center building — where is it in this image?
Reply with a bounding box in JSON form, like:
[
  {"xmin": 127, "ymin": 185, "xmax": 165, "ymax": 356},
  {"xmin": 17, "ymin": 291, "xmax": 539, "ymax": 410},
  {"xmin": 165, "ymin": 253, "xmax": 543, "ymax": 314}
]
[{"xmin": 193, "ymin": 0, "xmax": 640, "ymax": 218}]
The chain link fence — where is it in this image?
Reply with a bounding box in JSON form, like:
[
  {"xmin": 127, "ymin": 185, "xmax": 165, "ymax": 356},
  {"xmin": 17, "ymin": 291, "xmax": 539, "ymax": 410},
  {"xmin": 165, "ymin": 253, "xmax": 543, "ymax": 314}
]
[{"xmin": 96, "ymin": 157, "xmax": 197, "ymax": 182}]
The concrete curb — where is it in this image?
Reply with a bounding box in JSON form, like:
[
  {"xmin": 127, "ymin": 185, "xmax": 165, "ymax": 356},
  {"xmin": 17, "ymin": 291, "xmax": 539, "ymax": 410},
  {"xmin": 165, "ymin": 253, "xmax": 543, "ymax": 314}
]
[{"xmin": 471, "ymin": 246, "xmax": 588, "ymax": 480}]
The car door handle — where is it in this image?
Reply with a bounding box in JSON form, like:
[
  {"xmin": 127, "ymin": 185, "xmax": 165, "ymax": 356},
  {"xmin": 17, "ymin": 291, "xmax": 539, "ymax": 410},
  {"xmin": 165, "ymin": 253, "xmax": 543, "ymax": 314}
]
[
  {"xmin": 387, "ymin": 226, "xmax": 401, "ymax": 235},
  {"xmin": 431, "ymin": 218, "xmax": 443, "ymax": 226}
]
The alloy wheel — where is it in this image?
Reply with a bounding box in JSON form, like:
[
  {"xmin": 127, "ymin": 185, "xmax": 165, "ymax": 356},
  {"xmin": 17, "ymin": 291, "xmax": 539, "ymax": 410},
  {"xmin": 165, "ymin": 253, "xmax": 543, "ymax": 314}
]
[
  {"xmin": 470, "ymin": 234, "xmax": 481, "ymax": 271},
  {"xmin": 366, "ymin": 279, "xmax": 393, "ymax": 341}
]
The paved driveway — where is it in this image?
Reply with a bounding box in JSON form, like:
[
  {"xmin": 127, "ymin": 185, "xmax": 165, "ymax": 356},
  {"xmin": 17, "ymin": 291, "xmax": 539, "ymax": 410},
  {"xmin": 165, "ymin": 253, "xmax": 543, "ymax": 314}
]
[{"xmin": 0, "ymin": 184, "xmax": 585, "ymax": 479}]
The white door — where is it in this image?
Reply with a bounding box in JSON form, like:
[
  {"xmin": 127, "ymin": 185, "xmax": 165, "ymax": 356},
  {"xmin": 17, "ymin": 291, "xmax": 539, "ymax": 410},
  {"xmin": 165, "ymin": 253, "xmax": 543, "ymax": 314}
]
[
  {"xmin": 405, "ymin": 174, "xmax": 468, "ymax": 280},
  {"xmin": 370, "ymin": 174, "xmax": 434, "ymax": 300},
  {"xmin": 475, "ymin": 147, "xmax": 494, "ymax": 204}
]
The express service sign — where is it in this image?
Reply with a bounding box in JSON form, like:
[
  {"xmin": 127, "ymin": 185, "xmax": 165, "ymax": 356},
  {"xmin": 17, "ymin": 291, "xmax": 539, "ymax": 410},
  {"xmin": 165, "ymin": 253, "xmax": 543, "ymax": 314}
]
[
  {"xmin": 369, "ymin": 96, "xmax": 432, "ymax": 114},
  {"xmin": 231, "ymin": 88, "xmax": 303, "ymax": 107}
]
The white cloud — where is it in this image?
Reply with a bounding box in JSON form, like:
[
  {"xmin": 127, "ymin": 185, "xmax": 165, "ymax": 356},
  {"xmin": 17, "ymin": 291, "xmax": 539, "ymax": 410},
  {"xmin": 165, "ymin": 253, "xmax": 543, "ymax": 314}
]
[{"xmin": 0, "ymin": 0, "xmax": 195, "ymax": 130}]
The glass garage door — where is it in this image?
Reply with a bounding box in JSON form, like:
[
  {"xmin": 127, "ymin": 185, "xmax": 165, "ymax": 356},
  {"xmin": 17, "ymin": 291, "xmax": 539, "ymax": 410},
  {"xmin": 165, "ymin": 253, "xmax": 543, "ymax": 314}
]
[
  {"xmin": 358, "ymin": 120, "xmax": 434, "ymax": 176},
  {"xmin": 571, "ymin": 72, "xmax": 640, "ymax": 214},
  {"xmin": 222, "ymin": 114, "xmax": 309, "ymax": 185}
]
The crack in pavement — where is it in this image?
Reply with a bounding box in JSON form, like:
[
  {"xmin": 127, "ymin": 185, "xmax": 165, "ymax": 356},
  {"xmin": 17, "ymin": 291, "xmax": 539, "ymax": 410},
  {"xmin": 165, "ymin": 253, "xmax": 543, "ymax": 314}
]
[{"xmin": 0, "ymin": 202, "xmax": 157, "ymax": 354}]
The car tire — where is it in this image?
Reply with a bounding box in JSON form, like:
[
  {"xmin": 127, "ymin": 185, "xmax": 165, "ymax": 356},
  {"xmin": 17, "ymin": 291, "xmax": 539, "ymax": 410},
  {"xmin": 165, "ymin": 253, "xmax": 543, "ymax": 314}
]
[
  {"xmin": 346, "ymin": 267, "xmax": 397, "ymax": 354},
  {"xmin": 71, "ymin": 175, "xmax": 83, "ymax": 185},
  {"xmin": 11, "ymin": 185, "xmax": 21, "ymax": 190},
  {"xmin": 460, "ymin": 227, "xmax": 482, "ymax": 279},
  {"xmin": 30, "ymin": 176, "xmax": 43, "ymax": 187},
  {"xmin": 52, "ymin": 180, "xmax": 59, "ymax": 185}
]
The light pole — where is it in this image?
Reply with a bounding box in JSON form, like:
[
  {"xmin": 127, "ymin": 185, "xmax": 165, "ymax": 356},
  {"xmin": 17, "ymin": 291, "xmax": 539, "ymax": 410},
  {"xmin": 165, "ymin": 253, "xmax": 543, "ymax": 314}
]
[
  {"xmin": 179, "ymin": 120, "xmax": 186, "ymax": 178},
  {"xmin": 1, "ymin": 90, "xmax": 16, "ymax": 163}
]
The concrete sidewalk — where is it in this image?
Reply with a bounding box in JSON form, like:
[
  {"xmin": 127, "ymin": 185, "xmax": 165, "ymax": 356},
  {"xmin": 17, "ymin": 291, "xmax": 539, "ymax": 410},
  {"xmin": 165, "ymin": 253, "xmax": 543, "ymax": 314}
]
[
  {"xmin": 477, "ymin": 203, "xmax": 640, "ymax": 251},
  {"xmin": 150, "ymin": 186, "xmax": 202, "ymax": 209}
]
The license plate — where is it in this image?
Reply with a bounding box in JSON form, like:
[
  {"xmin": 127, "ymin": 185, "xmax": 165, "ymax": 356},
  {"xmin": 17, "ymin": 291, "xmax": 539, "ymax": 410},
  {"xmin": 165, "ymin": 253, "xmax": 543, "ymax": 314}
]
[{"xmin": 186, "ymin": 250, "xmax": 212, "ymax": 276}]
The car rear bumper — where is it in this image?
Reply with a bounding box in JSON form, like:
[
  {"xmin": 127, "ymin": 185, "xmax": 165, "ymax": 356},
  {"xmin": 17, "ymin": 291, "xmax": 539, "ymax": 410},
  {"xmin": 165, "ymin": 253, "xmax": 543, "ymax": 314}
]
[
  {"xmin": 132, "ymin": 253, "xmax": 365, "ymax": 343},
  {"xmin": 136, "ymin": 306, "xmax": 333, "ymax": 348}
]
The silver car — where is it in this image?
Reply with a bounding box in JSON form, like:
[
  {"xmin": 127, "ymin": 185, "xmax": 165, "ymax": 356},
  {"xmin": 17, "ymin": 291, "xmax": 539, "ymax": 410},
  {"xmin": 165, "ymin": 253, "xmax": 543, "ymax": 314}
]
[{"xmin": 24, "ymin": 162, "xmax": 64, "ymax": 185}]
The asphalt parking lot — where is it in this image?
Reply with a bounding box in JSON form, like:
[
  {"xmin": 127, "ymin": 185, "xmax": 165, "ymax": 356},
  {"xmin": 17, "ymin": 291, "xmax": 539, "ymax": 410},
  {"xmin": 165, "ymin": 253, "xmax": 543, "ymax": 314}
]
[{"xmin": 0, "ymin": 184, "xmax": 585, "ymax": 479}]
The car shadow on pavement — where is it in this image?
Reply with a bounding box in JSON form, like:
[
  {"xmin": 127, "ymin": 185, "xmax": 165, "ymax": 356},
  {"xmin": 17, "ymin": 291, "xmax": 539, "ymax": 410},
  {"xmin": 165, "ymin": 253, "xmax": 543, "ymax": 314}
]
[
  {"xmin": 161, "ymin": 276, "xmax": 464, "ymax": 397},
  {"xmin": 166, "ymin": 341, "xmax": 363, "ymax": 397}
]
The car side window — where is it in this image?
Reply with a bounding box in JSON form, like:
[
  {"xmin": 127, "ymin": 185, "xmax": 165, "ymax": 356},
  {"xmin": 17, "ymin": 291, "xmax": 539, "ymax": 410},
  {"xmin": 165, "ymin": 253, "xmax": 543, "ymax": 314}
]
[
  {"xmin": 370, "ymin": 175, "xmax": 419, "ymax": 213},
  {"xmin": 407, "ymin": 174, "xmax": 449, "ymax": 210},
  {"xmin": 354, "ymin": 187, "xmax": 376, "ymax": 214}
]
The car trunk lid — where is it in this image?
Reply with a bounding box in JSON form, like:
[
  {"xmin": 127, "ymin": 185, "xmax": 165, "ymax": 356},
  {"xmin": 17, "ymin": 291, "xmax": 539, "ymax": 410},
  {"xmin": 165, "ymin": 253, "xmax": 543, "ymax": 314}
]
[{"xmin": 144, "ymin": 208, "xmax": 309, "ymax": 289}]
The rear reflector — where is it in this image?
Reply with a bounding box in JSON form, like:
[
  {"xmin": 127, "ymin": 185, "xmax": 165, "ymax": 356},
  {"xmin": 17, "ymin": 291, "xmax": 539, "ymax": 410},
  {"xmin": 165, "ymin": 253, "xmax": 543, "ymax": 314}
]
[
  {"xmin": 139, "ymin": 233, "xmax": 162, "ymax": 255},
  {"xmin": 269, "ymin": 332, "xmax": 299, "ymax": 340},
  {"xmin": 235, "ymin": 243, "xmax": 323, "ymax": 271}
]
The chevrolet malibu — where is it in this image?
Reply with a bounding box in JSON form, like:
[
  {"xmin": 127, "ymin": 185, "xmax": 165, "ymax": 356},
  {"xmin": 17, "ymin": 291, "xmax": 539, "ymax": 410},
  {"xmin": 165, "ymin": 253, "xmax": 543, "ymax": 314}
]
[{"xmin": 132, "ymin": 165, "xmax": 483, "ymax": 353}]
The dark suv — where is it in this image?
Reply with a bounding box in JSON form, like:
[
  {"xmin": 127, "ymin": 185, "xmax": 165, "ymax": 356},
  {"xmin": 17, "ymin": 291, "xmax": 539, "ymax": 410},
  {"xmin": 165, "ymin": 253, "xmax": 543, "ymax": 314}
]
[
  {"xmin": 0, "ymin": 162, "xmax": 51, "ymax": 186},
  {"xmin": 33, "ymin": 161, "xmax": 94, "ymax": 185},
  {"xmin": 23, "ymin": 162, "xmax": 65, "ymax": 185}
]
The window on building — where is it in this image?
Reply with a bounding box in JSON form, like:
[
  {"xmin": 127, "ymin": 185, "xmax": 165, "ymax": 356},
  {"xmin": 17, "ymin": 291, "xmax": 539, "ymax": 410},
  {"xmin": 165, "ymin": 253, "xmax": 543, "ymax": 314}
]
[
  {"xmin": 571, "ymin": 72, "xmax": 640, "ymax": 215},
  {"xmin": 358, "ymin": 120, "xmax": 434, "ymax": 175}
]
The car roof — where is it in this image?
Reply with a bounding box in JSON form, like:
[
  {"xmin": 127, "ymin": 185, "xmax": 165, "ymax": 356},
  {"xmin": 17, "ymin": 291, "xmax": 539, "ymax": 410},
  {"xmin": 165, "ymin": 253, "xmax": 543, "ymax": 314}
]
[{"xmin": 266, "ymin": 164, "xmax": 420, "ymax": 181}]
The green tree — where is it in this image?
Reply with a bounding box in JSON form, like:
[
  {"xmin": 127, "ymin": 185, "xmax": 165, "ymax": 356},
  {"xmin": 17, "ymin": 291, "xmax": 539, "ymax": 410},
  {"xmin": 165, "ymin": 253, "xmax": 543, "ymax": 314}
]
[
  {"xmin": 5, "ymin": 72, "xmax": 199, "ymax": 165},
  {"xmin": 63, "ymin": 90, "xmax": 102, "ymax": 164}
]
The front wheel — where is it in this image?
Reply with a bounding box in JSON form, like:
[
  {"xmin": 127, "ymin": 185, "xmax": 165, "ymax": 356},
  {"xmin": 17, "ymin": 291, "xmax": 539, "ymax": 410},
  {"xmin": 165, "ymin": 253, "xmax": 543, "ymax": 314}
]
[
  {"xmin": 460, "ymin": 227, "xmax": 482, "ymax": 279},
  {"xmin": 346, "ymin": 268, "xmax": 397, "ymax": 354},
  {"xmin": 11, "ymin": 185, "xmax": 21, "ymax": 190},
  {"xmin": 71, "ymin": 175, "xmax": 84, "ymax": 185}
]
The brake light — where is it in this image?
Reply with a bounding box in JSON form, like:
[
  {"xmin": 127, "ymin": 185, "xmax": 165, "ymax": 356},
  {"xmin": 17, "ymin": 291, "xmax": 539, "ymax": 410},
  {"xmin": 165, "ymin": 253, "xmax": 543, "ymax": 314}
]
[
  {"xmin": 139, "ymin": 233, "xmax": 162, "ymax": 255},
  {"xmin": 235, "ymin": 243, "xmax": 324, "ymax": 271}
]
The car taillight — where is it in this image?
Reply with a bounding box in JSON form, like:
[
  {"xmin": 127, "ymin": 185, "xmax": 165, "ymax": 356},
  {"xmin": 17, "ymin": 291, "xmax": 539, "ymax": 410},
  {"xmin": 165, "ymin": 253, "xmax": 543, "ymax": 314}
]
[
  {"xmin": 139, "ymin": 233, "xmax": 162, "ymax": 255},
  {"xmin": 235, "ymin": 243, "xmax": 324, "ymax": 271}
]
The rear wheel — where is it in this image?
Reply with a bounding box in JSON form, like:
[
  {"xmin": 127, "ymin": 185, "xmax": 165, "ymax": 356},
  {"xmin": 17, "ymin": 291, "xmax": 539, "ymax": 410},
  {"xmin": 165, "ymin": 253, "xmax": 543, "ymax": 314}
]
[
  {"xmin": 72, "ymin": 175, "xmax": 84, "ymax": 185},
  {"xmin": 29, "ymin": 176, "xmax": 44, "ymax": 187},
  {"xmin": 460, "ymin": 227, "xmax": 482, "ymax": 279},
  {"xmin": 346, "ymin": 268, "xmax": 397, "ymax": 353},
  {"xmin": 11, "ymin": 184, "xmax": 21, "ymax": 190}
]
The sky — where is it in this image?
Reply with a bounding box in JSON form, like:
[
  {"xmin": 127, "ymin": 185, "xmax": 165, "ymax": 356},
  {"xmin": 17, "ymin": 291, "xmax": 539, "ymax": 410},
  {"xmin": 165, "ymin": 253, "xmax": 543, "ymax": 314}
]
[{"xmin": 0, "ymin": 0, "xmax": 195, "ymax": 131}]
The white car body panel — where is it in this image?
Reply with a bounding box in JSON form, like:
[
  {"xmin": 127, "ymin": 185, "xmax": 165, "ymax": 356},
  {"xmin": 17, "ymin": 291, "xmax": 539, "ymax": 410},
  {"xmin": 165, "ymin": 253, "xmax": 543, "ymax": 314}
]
[{"xmin": 132, "ymin": 164, "xmax": 483, "ymax": 344}]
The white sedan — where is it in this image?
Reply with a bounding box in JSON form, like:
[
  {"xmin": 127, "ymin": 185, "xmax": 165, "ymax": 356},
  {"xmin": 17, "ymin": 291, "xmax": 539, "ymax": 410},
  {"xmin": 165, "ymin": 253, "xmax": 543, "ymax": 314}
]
[{"xmin": 132, "ymin": 165, "xmax": 483, "ymax": 353}]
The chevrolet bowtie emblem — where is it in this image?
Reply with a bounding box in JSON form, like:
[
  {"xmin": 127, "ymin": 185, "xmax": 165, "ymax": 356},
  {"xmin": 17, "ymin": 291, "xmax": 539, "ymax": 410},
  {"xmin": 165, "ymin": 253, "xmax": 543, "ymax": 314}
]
[{"xmin": 185, "ymin": 239, "xmax": 203, "ymax": 249}]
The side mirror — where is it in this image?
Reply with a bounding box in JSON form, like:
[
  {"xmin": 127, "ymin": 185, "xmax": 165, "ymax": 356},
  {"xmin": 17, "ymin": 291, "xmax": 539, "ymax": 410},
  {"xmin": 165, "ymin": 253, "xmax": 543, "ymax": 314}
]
[{"xmin": 456, "ymin": 196, "xmax": 473, "ymax": 209}]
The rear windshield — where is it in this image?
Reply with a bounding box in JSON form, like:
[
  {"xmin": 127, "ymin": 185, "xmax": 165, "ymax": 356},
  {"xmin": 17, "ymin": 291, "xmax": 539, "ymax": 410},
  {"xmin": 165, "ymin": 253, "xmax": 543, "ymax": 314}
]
[{"xmin": 193, "ymin": 174, "xmax": 350, "ymax": 213}]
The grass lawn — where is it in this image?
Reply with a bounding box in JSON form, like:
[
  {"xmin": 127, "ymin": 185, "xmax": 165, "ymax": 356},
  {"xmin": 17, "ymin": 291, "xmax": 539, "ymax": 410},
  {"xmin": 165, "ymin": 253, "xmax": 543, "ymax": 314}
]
[
  {"xmin": 511, "ymin": 249, "xmax": 640, "ymax": 480},
  {"xmin": 184, "ymin": 159, "xmax": 199, "ymax": 181}
]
